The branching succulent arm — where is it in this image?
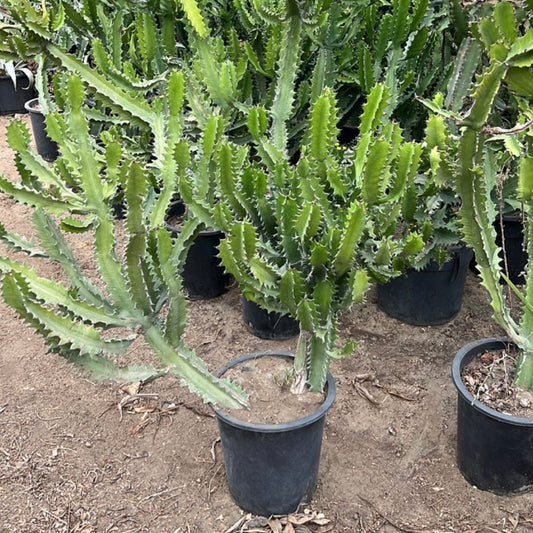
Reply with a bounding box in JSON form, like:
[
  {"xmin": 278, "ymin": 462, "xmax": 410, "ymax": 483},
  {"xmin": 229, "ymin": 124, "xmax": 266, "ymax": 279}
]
[
  {"xmin": 427, "ymin": 3, "xmax": 533, "ymax": 388},
  {"xmin": 0, "ymin": 74, "xmax": 248, "ymax": 408}
]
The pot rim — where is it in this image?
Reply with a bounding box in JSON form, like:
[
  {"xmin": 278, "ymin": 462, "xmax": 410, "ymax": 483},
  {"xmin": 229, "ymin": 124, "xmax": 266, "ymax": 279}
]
[
  {"xmin": 24, "ymin": 97, "xmax": 42, "ymax": 114},
  {"xmin": 452, "ymin": 337, "xmax": 533, "ymax": 427},
  {"xmin": 407, "ymin": 245, "xmax": 472, "ymax": 274},
  {"xmin": 211, "ymin": 351, "xmax": 336, "ymax": 433},
  {"xmin": 0, "ymin": 71, "xmax": 33, "ymax": 84}
]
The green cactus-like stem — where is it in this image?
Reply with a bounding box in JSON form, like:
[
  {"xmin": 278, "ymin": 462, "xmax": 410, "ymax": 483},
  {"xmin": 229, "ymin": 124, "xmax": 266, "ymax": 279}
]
[
  {"xmin": 290, "ymin": 329, "xmax": 309, "ymax": 394},
  {"xmin": 45, "ymin": 43, "xmax": 155, "ymax": 127},
  {"xmin": 306, "ymin": 331, "xmax": 332, "ymax": 393},
  {"xmin": 143, "ymin": 325, "xmax": 249, "ymax": 409},
  {"xmin": 270, "ymin": 3, "xmax": 302, "ymax": 152},
  {"xmin": 515, "ymin": 351, "xmax": 533, "ymax": 390},
  {"xmin": 519, "ymin": 203, "xmax": 533, "ymax": 344}
]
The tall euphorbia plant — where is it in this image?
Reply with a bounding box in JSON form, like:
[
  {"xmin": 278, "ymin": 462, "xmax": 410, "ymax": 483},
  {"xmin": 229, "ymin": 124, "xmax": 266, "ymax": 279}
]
[
  {"xmin": 426, "ymin": 3, "xmax": 533, "ymax": 388},
  {"xmin": 182, "ymin": 84, "xmax": 425, "ymax": 393}
]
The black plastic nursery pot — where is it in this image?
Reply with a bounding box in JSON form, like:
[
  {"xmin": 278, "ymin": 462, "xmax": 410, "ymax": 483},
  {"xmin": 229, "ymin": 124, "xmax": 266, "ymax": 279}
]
[
  {"xmin": 452, "ymin": 338, "xmax": 533, "ymax": 494},
  {"xmin": 495, "ymin": 215, "xmax": 527, "ymax": 285},
  {"xmin": 242, "ymin": 297, "xmax": 300, "ymax": 340},
  {"xmin": 376, "ymin": 247, "xmax": 473, "ymax": 326},
  {"xmin": 211, "ymin": 352, "xmax": 336, "ymax": 516},
  {"xmin": 470, "ymin": 215, "xmax": 527, "ymax": 284},
  {"xmin": 166, "ymin": 202, "xmax": 228, "ymax": 299},
  {"xmin": 24, "ymin": 98, "xmax": 59, "ymax": 162},
  {"xmin": 0, "ymin": 73, "xmax": 37, "ymax": 115},
  {"xmin": 337, "ymin": 125, "xmax": 358, "ymax": 145}
]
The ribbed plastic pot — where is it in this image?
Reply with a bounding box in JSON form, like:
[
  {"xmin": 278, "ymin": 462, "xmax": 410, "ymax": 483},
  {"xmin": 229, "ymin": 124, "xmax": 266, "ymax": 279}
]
[
  {"xmin": 452, "ymin": 337, "xmax": 533, "ymax": 494},
  {"xmin": 24, "ymin": 98, "xmax": 59, "ymax": 162},
  {"xmin": 377, "ymin": 247, "xmax": 473, "ymax": 326},
  {"xmin": 211, "ymin": 352, "xmax": 336, "ymax": 516},
  {"xmin": 166, "ymin": 202, "xmax": 228, "ymax": 299},
  {"xmin": 242, "ymin": 297, "xmax": 299, "ymax": 340},
  {"xmin": 0, "ymin": 74, "xmax": 36, "ymax": 115}
]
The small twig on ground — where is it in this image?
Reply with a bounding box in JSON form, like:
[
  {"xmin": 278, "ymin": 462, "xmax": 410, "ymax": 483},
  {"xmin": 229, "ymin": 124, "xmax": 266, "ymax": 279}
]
[
  {"xmin": 207, "ymin": 463, "xmax": 224, "ymax": 502},
  {"xmin": 35, "ymin": 413, "xmax": 63, "ymax": 422},
  {"xmin": 175, "ymin": 400, "xmax": 215, "ymax": 418},
  {"xmin": 353, "ymin": 372, "xmax": 375, "ymax": 382},
  {"xmin": 130, "ymin": 417, "xmax": 151, "ymax": 436},
  {"xmin": 97, "ymin": 403, "xmax": 115, "ymax": 418},
  {"xmin": 66, "ymin": 502, "xmax": 71, "ymax": 533},
  {"xmin": 41, "ymin": 508, "xmax": 68, "ymax": 526},
  {"xmin": 211, "ymin": 437, "xmax": 221, "ymax": 463},
  {"xmin": 194, "ymin": 327, "xmax": 222, "ymax": 350},
  {"xmin": 353, "ymin": 382, "xmax": 380, "ymax": 405},
  {"xmin": 357, "ymin": 495, "xmax": 449, "ymax": 533},
  {"xmin": 357, "ymin": 512, "xmax": 367, "ymax": 533},
  {"xmin": 117, "ymin": 393, "xmax": 159, "ymax": 421},
  {"xmin": 136, "ymin": 486, "xmax": 184, "ymax": 508},
  {"xmin": 380, "ymin": 387, "xmax": 417, "ymax": 402},
  {"xmin": 122, "ymin": 452, "xmax": 149, "ymax": 460}
]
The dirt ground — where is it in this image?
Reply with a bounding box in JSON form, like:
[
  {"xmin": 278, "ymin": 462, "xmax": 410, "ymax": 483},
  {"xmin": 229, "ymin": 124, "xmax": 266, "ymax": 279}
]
[{"xmin": 1, "ymin": 113, "xmax": 533, "ymax": 533}]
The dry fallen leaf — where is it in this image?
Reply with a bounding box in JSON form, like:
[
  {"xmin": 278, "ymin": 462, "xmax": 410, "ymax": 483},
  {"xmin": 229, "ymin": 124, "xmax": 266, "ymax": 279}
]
[
  {"xmin": 480, "ymin": 351, "xmax": 494, "ymax": 365},
  {"xmin": 268, "ymin": 518, "xmax": 283, "ymax": 533},
  {"xmin": 283, "ymin": 523, "xmax": 295, "ymax": 533},
  {"xmin": 130, "ymin": 419, "xmax": 150, "ymax": 435},
  {"xmin": 121, "ymin": 382, "xmax": 141, "ymax": 395},
  {"xmin": 288, "ymin": 514, "xmax": 310, "ymax": 525},
  {"xmin": 225, "ymin": 514, "xmax": 251, "ymax": 533}
]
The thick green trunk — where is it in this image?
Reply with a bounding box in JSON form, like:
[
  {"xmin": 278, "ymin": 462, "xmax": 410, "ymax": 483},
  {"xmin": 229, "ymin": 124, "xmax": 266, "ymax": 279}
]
[
  {"xmin": 515, "ymin": 348, "xmax": 533, "ymax": 391},
  {"xmin": 306, "ymin": 333, "xmax": 330, "ymax": 393},
  {"xmin": 291, "ymin": 329, "xmax": 310, "ymax": 395}
]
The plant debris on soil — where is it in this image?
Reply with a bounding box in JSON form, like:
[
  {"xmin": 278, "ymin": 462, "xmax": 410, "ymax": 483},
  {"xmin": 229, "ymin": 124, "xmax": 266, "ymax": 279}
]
[
  {"xmin": 462, "ymin": 348, "xmax": 533, "ymax": 417},
  {"xmin": 225, "ymin": 510, "xmax": 333, "ymax": 533},
  {"xmin": 2, "ymin": 115, "xmax": 533, "ymax": 532}
]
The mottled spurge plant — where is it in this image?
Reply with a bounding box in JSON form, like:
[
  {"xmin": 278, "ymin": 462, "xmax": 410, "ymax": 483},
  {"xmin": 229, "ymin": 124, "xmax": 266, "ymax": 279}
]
[{"xmin": 183, "ymin": 84, "xmax": 425, "ymax": 393}]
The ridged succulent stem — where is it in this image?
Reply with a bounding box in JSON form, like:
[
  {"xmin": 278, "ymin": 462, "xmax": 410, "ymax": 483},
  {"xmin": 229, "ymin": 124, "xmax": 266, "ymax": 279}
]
[
  {"xmin": 306, "ymin": 332, "xmax": 330, "ymax": 393},
  {"xmin": 515, "ymin": 349, "xmax": 533, "ymax": 390},
  {"xmin": 143, "ymin": 325, "xmax": 249, "ymax": 409},
  {"xmin": 270, "ymin": 3, "xmax": 302, "ymax": 152}
]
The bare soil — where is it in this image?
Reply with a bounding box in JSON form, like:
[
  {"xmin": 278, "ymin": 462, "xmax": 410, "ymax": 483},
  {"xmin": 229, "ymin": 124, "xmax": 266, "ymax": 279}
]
[
  {"xmin": 220, "ymin": 355, "xmax": 326, "ymax": 425},
  {"xmin": 1, "ymin": 114, "xmax": 533, "ymax": 532}
]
